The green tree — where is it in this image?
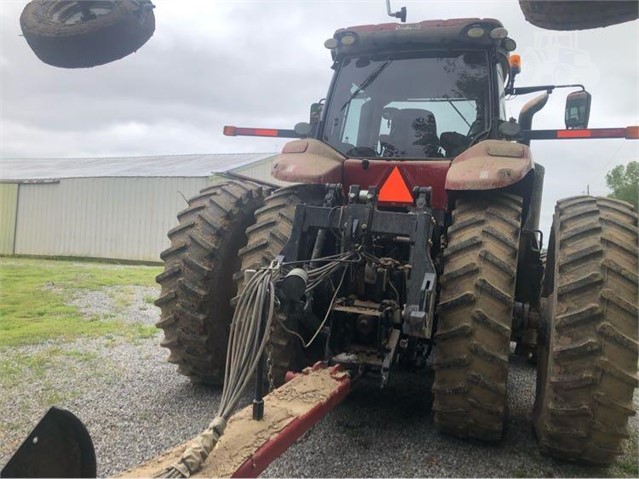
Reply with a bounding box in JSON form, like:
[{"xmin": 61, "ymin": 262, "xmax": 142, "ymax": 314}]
[{"xmin": 605, "ymin": 161, "xmax": 639, "ymax": 210}]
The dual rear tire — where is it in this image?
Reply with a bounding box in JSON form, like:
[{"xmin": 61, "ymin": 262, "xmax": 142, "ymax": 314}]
[
  {"xmin": 155, "ymin": 182, "xmax": 323, "ymax": 386},
  {"xmin": 237, "ymin": 186, "xmax": 326, "ymax": 386},
  {"xmin": 434, "ymin": 194, "xmax": 637, "ymax": 466},
  {"xmin": 155, "ymin": 180, "xmax": 267, "ymax": 385}
]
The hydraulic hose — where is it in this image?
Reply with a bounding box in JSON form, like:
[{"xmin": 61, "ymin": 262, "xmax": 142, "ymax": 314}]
[
  {"xmin": 156, "ymin": 264, "xmax": 277, "ymax": 478},
  {"xmin": 156, "ymin": 252, "xmax": 358, "ymax": 478}
]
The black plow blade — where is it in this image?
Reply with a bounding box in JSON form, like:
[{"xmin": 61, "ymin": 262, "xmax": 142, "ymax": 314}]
[{"xmin": 1, "ymin": 407, "xmax": 96, "ymax": 478}]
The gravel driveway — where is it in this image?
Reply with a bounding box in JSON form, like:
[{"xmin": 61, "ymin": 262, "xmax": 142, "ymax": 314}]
[{"xmin": 1, "ymin": 285, "xmax": 636, "ymax": 477}]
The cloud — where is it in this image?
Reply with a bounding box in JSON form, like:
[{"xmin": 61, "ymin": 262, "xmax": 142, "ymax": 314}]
[{"xmin": 1, "ymin": 0, "xmax": 638, "ymax": 237}]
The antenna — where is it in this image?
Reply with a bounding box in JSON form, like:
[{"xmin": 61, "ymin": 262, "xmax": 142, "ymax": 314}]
[{"xmin": 386, "ymin": 0, "xmax": 407, "ymax": 22}]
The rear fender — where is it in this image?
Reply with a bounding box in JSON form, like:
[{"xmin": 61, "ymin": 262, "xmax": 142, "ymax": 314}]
[
  {"xmin": 445, "ymin": 140, "xmax": 533, "ymax": 191},
  {"xmin": 271, "ymin": 139, "xmax": 344, "ymax": 184}
]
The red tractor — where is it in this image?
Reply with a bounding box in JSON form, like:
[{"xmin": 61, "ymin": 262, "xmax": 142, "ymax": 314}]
[{"xmin": 156, "ymin": 17, "xmax": 638, "ymax": 465}]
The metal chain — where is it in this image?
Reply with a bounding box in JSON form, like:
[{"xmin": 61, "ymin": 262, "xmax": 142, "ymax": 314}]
[
  {"xmin": 265, "ymin": 260, "xmax": 281, "ymax": 394},
  {"xmin": 266, "ymin": 321, "xmax": 275, "ymax": 393}
]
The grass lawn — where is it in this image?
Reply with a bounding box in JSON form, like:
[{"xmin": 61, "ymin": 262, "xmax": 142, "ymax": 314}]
[
  {"xmin": 0, "ymin": 257, "xmax": 165, "ymax": 450},
  {"xmin": 0, "ymin": 257, "xmax": 162, "ymax": 347}
]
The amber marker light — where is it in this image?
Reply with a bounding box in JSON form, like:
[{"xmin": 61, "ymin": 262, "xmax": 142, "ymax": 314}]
[{"xmin": 509, "ymin": 54, "xmax": 521, "ymax": 73}]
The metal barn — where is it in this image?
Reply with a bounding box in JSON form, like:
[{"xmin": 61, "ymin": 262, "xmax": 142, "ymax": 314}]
[{"xmin": 0, "ymin": 153, "xmax": 282, "ymax": 262}]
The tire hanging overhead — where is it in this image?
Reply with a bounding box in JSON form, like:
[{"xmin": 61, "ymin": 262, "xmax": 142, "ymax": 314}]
[
  {"xmin": 518, "ymin": 1, "xmax": 639, "ymax": 31},
  {"xmin": 20, "ymin": 0, "xmax": 155, "ymax": 68}
]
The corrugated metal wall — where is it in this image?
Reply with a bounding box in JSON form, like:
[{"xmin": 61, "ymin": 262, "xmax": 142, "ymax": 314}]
[
  {"xmin": 4, "ymin": 156, "xmax": 292, "ymax": 262},
  {"xmin": 14, "ymin": 177, "xmax": 210, "ymax": 262},
  {"xmin": 0, "ymin": 183, "xmax": 19, "ymax": 254}
]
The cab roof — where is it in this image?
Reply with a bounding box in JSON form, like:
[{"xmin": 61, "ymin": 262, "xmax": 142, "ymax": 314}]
[{"xmin": 328, "ymin": 18, "xmax": 507, "ymax": 60}]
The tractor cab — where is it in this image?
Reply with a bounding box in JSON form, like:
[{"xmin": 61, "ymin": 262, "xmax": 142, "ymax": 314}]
[
  {"xmin": 317, "ymin": 18, "xmax": 514, "ymax": 160},
  {"xmin": 257, "ymin": 18, "xmax": 528, "ymax": 211}
]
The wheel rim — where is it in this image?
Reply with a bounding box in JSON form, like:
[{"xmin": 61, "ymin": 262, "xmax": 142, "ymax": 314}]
[{"xmin": 50, "ymin": 1, "xmax": 115, "ymax": 25}]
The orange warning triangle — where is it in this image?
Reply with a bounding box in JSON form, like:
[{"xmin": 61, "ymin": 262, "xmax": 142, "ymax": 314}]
[{"xmin": 378, "ymin": 166, "xmax": 413, "ymax": 203}]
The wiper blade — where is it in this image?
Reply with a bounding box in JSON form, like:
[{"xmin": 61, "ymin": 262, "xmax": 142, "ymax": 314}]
[
  {"xmin": 446, "ymin": 99, "xmax": 471, "ymax": 127},
  {"xmin": 341, "ymin": 60, "xmax": 392, "ymax": 111}
]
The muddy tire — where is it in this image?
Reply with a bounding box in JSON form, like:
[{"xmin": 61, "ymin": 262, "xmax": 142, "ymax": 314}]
[
  {"xmin": 519, "ymin": 1, "xmax": 639, "ymax": 31},
  {"xmin": 20, "ymin": 0, "xmax": 155, "ymax": 68},
  {"xmin": 533, "ymin": 196, "xmax": 638, "ymax": 465},
  {"xmin": 155, "ymin": 180, "xmax": 267, "ymax": 385},
  {"xmin": 433, "ymin": 193, "xmax": 522, "ymax": 441},
  {"xmin": 238, "ymin": 185, "xmax": 325, "ymax": 386}
]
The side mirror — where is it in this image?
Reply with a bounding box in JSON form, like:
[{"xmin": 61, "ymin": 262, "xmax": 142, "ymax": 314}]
[
  {"xmin": 565, "ymin": 90, "xmax": 591, "ymax": 129},
  {"xmin": 310, "ymin": 102, "xmax": 323, "ymax": 124}
]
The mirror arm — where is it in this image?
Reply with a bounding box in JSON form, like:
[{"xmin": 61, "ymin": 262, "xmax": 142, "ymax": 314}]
[{"xmin": 506, "ymin": 83, "xmax": 585, "ymax": 96}]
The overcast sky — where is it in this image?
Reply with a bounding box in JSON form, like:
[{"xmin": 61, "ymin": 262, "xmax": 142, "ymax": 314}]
[{"xmin": 1, "ymin": 0, "xmax": 638, "ymax": 237}]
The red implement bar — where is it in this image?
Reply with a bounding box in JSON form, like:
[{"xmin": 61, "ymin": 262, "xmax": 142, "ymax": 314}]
[
  {"xmin": 523, "ymin": 126, "xmax": 639, "ymax": 140},
  {"xmin": 116, "ymin": 364, "xmax": 351, "ymax": 478},
  {"xmin": 233, "ymin": 364, "xmax": 351, "ymax": 478}
]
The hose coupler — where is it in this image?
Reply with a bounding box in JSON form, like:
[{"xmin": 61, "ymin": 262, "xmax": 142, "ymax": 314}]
[{"xmin": 281, "ymin": 268, "xmax": 308, "ymax": 301}]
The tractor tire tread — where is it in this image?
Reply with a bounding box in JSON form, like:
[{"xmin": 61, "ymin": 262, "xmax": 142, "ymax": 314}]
[
  {"xmin": 237, "ymin": 185, "xmax": 325, "ymax": 387},
  {"xmin": 534, "ymin": 196, "xmax": 638, "ymax": 465},
  {"xmin": 155, "ymin": 180, "xmax": 267, "ymax": 385},
  {"xmin": 433, "ymin": 193, "xmax": 522, "ymax": 441}
]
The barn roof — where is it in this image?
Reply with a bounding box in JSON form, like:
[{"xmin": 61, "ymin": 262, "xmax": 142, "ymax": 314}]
[{"xmin": 0, "ymin": 153, "xmax": 275, "ymax": 181}]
